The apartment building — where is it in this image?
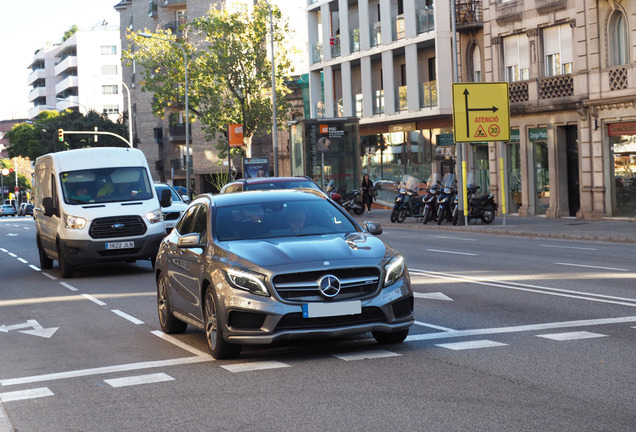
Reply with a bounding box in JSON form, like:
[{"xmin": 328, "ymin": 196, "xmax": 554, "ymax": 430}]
[
  {"xmin": 115, "ymin": 0, "xmax": 307, "ymax": 194},
  {"xmin": 307, "ymin": 0, "xmax": 453, "ymax": 188},
  {"xmin": 27, "ymin": 22, "xmax": 124, "ymax": 123}
]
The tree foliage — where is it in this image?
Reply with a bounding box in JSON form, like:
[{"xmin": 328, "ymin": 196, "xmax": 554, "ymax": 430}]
[
  {"xmin": 0, "ymin": 159, "xmax": 30, "ymax": 190},
  {"xmin": 125, "ymin": 3, "xmax": 294, "ymax": 159},
  {"xmin": 62, "ymin": 25, "xmax": 79, "ymax": 42},
  {"xmin": 5, "ymin": 109, "xmax": 129, "ymax": 160}
]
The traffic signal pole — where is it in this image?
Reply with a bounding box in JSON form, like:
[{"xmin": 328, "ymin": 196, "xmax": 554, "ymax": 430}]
[{"xmin": 58, "ymin": 130, "xmax": 132, "ymax": 147}]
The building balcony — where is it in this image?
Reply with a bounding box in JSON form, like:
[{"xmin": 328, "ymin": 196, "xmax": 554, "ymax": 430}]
[
  {"xmin": 161, "ymin": 0, "xmax": 186, "ymax": 7},
  {"xmin": 370, "ymin": 21, "xmax": 382, "ymax": 47},
  {"xmin": 311, "ymin": 42, "xmax": 322, "ymax": 64},
  {"xmin": 417, "ymin": 4, "xmax": 435, "ymax": 33},
  {"xmin": 27, "ymin": 69, "xmax": 47, "ymax": 86},
  {"xmin": 509, "ymin": 74, "xmax": 580, "ymax": 114},
  {"xmin": 55, "ymin": 76, "xmax": 79, "ymax": 95},
  {"xmin": 392, "ymin": 15, "xmax": 405, "ymax": 41},
  {"xmin": 167, "ymin": 124, "xmax": 192, "ymax": 142},
  {"xmin": 420, "ymin": 81, "xmax": 438, "ymax": 108},
  {"xmin": 27, "ymin": 87, "xmax": 47, "ymax": 103},
  {"xmin": 495, "ymin": 0, "xmax": 523, "ymax": 24},
  {"xmin": 169, "ymin": 157, "xmax": 192, "ymax": 176},
  {"xmin": 54, "ymin": 55, "xmax": 78, "ymax": 76},
  {"xmin": 456, "ymin": 0, "xmax": 482, "ymax": 30},
  {"xmin": 535, "ymin": 0, "xmax": 567, "ymax": 14},
  {"xmin": 395, "ymin": 86, "xmax": 408, "ymax": 112}
]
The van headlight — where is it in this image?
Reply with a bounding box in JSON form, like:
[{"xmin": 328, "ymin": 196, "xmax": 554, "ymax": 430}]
[
  {"xmin": 225, "ymin": 268, "xmax": 269, "ymax": 297},
  {"xmin": 384, "ymin": 255, "xmax": 405, "ymax": 287},
  {"xmin": 146, "ymin": 208, "xmax": 163, "ymax": 224},
  {"xmin": 63, "ymin": 213, "xmax": 86, "ymax": 230}
]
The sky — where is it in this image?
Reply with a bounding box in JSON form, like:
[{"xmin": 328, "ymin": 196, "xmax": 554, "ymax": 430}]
[{"xmin": 0, "ymin": 0, "xmax": 120, "ymax": 120}]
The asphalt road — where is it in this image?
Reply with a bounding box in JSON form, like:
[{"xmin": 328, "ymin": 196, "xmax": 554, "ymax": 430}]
[{"xmin": 1, "ymin": 217, "xmax": 635, "ymax": 431}]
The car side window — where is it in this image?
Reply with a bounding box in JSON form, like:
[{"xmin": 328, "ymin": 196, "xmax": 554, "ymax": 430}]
[
  {"xmin": 190, "ymin": 206, "xmax": 208, "ymax": 246},
  {"xmin": 175, "ymin": 205, "xmax": 198, "ymax": 235}
]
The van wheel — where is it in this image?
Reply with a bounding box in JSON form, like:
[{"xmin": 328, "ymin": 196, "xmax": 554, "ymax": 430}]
[
  {"xmin": 37, "ymin": 237, "xmax": 53, "ymax": 269},
  {"xmin": 57, "ymin": 244, "xmax": 75, "ymax": 278}
]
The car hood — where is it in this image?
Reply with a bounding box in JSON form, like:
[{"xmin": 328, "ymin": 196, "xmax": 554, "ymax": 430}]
[{"xmin": 221, "ymin": 232, "xmax": 388, "ymax": 268}]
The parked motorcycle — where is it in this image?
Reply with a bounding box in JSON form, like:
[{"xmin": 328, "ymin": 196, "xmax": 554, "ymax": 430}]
[
  {"xmin": 340, "ymin": 188, "xmax": 365, "ymax": 215},
  {"xmin": 326, "ymin": 180, "xmax": 343, "ymax": 205},
  {"xmin": 436, "ymin": 173, "xmax": 457, "ymax": 225},
  {"xmin": 390, "ymin": 175, "xmax": 425, "ymax": 223},
  {"xmin": 422, "ymin": 174, "xmax": 441, "ymax": 224},
  {"xmin": 452, "ymin": 173, "xmax": 498, "ymax": 225}
]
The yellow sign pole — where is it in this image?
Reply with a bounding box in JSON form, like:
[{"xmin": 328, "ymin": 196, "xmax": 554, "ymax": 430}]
[
  {"xmin": 499, "ymin": 148, "xmax": 506, "ymax": 225},
  {"xmin": 462, "ymin": 159, "xmax": 468, "ymax": 222}
]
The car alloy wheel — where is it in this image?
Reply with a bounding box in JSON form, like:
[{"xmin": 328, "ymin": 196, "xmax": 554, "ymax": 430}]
[{"xmin": 204, "ymin": 286, "xmax": 241, "ymax": 359}]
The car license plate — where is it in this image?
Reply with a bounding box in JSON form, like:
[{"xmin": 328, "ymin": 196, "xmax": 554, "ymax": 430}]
[
  {"xmin": 105, "ymin": 241, "xmax": 134, "ymax": 250},
  {"xmin": 302, "ymin": 300, "xmax": 361, "ymax": 318}
]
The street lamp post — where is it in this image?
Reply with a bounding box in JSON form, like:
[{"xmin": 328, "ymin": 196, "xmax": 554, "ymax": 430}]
[
  {"xmin": 262, "ymin": 0, "xmax": 278, "ymax": 176},
  {"xmin": 121, "ymin": 82, "xmax": 133, "ymax": 148},
  {"xmin": 139, "ymin": 32, "xmax": 191, "ymax": 199}
]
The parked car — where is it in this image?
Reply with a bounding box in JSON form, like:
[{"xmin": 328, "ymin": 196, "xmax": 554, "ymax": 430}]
[
  {"xmin": 18, "ymin": 203, "xmax": 34, "ymax": 216},
  {"xmin": 219, "ymin": 176, "xmax": 322, "ymax": 194},
  {"xmin": 154, "ymin": 183, "xmax": 189, "ymax": 234},
  {"xmin": 155, "ymin": 189, "xmax": 414, "ymax": 359},
  {"xmin": 0, "ymin": 204, "xmax": 17, "ymax": 217}
]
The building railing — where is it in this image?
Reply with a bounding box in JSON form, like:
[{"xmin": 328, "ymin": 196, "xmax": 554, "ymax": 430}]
[
  {"xmin": 311, "ymin": 41, "xmax": 322, "ymax": 64},
  {"xmin": 373, "ymin": 90, "xmax": 384, "ymax": 115},
  {"xmin": 395, "ymin": 86, "xmax": 408, "ymax": 111},
  {"xmin": 330, "ymin": 34, "xmax": 341, "ymax": 58},
  {"xmin": 420, "ymin": 81, "xmax": 438, "ymax": 108},
  {"xmin": 392, "ymin": 14, "xmax": 405, "ymax": 41},
  {"xmin": 355, "ymin": 93, "xmax": 363, "ymax": 117},
  {"xmin": 456, "ymin": 1, "xmax": 482, "ymax": 28},
  {"xmin": 417, "ymin": 4, "xmax": 435, "ymax": 33},
  {"xmin": 370, "ymin": 21, "xmax": 382, "ymax": 47},
  {"xmin": 350, "ymin": 28, "xmax": 360, "ymax": 53}
]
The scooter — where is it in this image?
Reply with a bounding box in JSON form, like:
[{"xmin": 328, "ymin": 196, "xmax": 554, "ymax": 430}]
[
  {"xmin": 340, "ymin": 188, "xmax": 365, "ymax": 215},
  {"xmin": 390, "ymin": 175, "xmax": 423, "ymax": 223},
  {"xmin": 422, "ymin": 174, "xmax": 441, "ymax": 224},
  {"xmin": 452, "ymin": 173, "xmax": 498, "ymax": 225},
  {"xmin": 436, "ymin": 173, "xmax": 457, "ymax": 225}
]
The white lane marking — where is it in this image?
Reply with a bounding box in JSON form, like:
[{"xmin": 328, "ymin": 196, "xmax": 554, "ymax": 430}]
[
  {"xmin": 0, "ymin": 356, "xmax": 211, "ymax": 387},
  {"xmin": 410, "ymin": 269, "xmax": 636, "ymax": 307},
  {"xmin": 59, "ymin": 282, "xmax": 78, "ymax": 292},
  {"xmin": 81, "ymin": 294, "xmax": 106, "ymax": 306},
  {"xmin": 536, "ymin": 331, "xmax": 607, "ymax": 341},
  {"xmin": 42, "ymin": 272, "xmax": 56, "ymax": 280},
  {"xmin": 405, "ymin": 316, "xmax": 636, "ymax": 343},
  {"xmin": 112, "ymin": 309, "xmax": 144, "ymax": 325},
  {"xmin": 150, "ymin": 330, "xmax": 211, "ymax": 357},
  {"xmin": 29, "ymin": 264, "xmax": 40, "ymax": 271},
  {"xmin": 7, "ymin": 253, "xmax": 16, "ymax": 258},
  {"xmin": 555, "ymin": 262, "xmax": 628, "ymax": 272},
  {"xmin": 436, "ymin": 340, "xmax": 507, "ymax": 350},
  {"xmin": 17, "ymin": 258, "xmax": 28, "ymax": 264},
  {"xmin": 425, "ymin": 249, "xmax": 477, "ymax": 256},
  {"xmin": 434, "ymin": 236, "xmax": 476, "ymax": 241},
  {"xmin": 104, "ymin": 373, "xmax": 174, "ymax": 388},
  {"xmin": 541, "ymin": 244, "xmax": 597, "ymax": 251},
  {"xmin": 332, "ymin": 350, "xmax": 401, "ymax": 361},
  {"xmin": 0, "ymin": 248, "xmax": 6, "ymax": 252},
  {"xmin": 414, "ymin": 321, "xmax": 456, "ymax": 332},
  {"xmin": 0, "ymin": 387, "xmax": 54, "ymax": 402},
  {"xmin": 221, "ymin": 361, "xmax": 291, "ymax": 373},
  {"xmin": 414, "ymin": 292, "xmax": 453, "ymax": 301}
]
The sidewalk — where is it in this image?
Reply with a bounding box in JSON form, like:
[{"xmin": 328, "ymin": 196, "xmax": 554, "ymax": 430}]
[{"xmin": 352, "ymin": 207, "xmax": 636, "ymax": 243}]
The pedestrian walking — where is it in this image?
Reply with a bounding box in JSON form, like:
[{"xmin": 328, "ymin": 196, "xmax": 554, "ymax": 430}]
[{"xmin": 361, "ymin": 174, "xmax": 374, "ymax": 213}]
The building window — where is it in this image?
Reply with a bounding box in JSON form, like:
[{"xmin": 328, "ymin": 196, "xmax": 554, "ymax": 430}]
[
  {"xmin": 102, "ymin": 85, "xmax": 119, "ymax": 95},
  {"xmin": 543, "ymin": 24, "xmax": 573, "ymax": 77},
  {"xmin": 103, "ymin": 105, "xmax": 120, "ymax": 114},
  {"xmin": 469, "ymin": 43, "xmax": 482, "ymax": 82},
  {"xmin": 102, "ymin": 65, "xmax": 118, "ymax": 75},
  {"xmin": 101, "ymin": 45, "xmax": 117, "ymax": 55},
  {"xmin": 503, "ymin": 34, "xmax": 529, "ymax": 82},
  {"xmin": 609, "ymin": 11, "xmax": 629, "ymax": 66}
]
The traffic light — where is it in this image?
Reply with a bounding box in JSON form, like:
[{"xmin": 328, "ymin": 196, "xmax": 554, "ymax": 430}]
[{"xmin": 58, "ymin": 129, "xmax": 64, "ymax": 142}]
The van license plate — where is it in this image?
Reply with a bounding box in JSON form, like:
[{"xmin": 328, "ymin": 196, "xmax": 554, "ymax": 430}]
[{"xmin": 105, "ymin": 241, "xmax": 134, "ymax": 250}]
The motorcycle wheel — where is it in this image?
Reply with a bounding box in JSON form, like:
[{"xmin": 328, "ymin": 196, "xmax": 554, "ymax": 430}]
[
  {"xmin": 437, "ymin": 206, "xmax": 444, "ymax": 225},
  {"xmin": 397, "ymin": 208, "xmax": 408, "ymax": 223},
  {"xmin": 422, "ymin": 207, "xmax": 431, "ymax": 224},
  {"xmin": 353, "ymin": 207, "xmax": 365, "ymax": 215},
  {"xmin": 390, "ymin": 209, "xmax": 399, "ymax": 223},
  {"xmin": 452, "ymin": 208, "xmax": 459, "ymax": 225},
  {"xmin": 481, "ymin": 205, "xmax": 496, "ymax": 224}
]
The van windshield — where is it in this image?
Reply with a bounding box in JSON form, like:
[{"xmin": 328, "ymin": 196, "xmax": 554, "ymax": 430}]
[{"xmin": 60, "ymin": 167, "xmax": 154, "ymax": 204}]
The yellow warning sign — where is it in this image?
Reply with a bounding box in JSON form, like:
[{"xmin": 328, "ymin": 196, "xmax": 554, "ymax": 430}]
[{"xmin": 452, "ymin": 83, "xmax": 510, "ymax": 142}]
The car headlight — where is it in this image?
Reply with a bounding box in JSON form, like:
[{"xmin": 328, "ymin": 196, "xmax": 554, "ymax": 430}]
[
  {"xmin": 226, "ymin": 268, "xmax": 269, "ymax": 297},
  {"xmin": 63, "ymin": 213, "xmax": 86, "ymax": 230},
  {"xmin": 146, "ymin": 208, "xmax": 163, "ymax": 224},
  {"xmin": 384, "ymin": 254, "xmax": 405, "ymax": 287}
]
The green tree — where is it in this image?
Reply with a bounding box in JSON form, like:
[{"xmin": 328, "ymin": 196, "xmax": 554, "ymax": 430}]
[
  {"xmin": 62, "ymin": 25, "xmax": 79, "ymax": 42},
  {"xmin": 126, "ymin": 2, "xmax": 294, "ymax": 159},
  {"xmin": 5, "ymin": 109, "xmax": 129, "ymax": 160}
]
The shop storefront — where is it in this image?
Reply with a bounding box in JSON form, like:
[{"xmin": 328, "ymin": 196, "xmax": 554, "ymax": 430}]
[
  {"xmin": 530, "ymin": 127, "xmax": 550, "ymax": 215},
  {"xmin": 506, "ymin": 129, "xmax": 522, "ymax": 213},
  {"xmin": 608, "ymin": 122, "xmax": 636, "ymax": 217}
]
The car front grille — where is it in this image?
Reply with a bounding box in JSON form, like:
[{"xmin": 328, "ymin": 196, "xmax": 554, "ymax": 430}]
[
  {"xmin": 272, "ymin": 267, "xmax": 380, "ymax": 302},
  {"xmin": 89, "ymin": 216, "xmax": 147, "ymax": 239},
  {"xmin": 162, "ymin": 211, "xmax": 181, "ymax": 221}
]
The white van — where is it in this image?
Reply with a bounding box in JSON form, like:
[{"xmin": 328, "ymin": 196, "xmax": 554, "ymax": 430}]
[{"xmin": 34, "ymin": 147, "xmax": 169, "ymax": 278}]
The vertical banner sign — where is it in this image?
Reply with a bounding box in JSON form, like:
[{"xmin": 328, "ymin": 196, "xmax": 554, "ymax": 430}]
[{"xmin": 228, "ymin": 124, "xmax": 244, "ymax": 147}]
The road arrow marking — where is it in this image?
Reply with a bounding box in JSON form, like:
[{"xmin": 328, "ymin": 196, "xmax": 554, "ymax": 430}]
[
  {"xmin": 414, "ymin": 292, "xmax": 453, "ymax": 301},
  {"xmin": 0, "ymin": 319, "xmax": 59, "ymax": 339}
]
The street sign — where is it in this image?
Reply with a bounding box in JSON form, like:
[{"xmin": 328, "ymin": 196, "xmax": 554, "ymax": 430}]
[{"xmin": 452, "ymin": 82, "xmax": 510, "ymax": 142}]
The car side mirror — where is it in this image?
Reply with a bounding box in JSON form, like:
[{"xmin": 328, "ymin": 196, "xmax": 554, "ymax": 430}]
[
  {"xmin": 364, "ymin": 221, "xmax": 382, "ymax": 235},
  {"xmin": 177, "ymin": 233, "xmax": 200, "ymax": 248},
  {"xmin": 159, "ymin": 189, "xmax": 172, "ymax": 208},
  {"xmin": 42, "ymin": 197, "xmax": 55, "ymax": 217}
]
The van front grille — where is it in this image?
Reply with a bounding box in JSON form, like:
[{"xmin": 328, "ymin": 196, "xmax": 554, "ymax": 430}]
[{"xmin": 89, "ymin": 216, "xmax": 147, "ymax": 239}]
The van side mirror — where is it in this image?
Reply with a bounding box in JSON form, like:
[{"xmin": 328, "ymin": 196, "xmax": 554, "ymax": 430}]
[
  {"xmin": 159, "ymin": 189, "xmax": 172, "ymax": 208},
  {"xmin": 42, "ymin": 197, "xmax": 55, "ymax": 217}
]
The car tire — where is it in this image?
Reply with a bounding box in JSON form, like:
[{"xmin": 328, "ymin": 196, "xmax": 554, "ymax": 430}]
[
  {"xmin": 372, "ymin": 329, "xmax": 409, "ymax": 344},
  {"xmin": 204, "ymin": 286, "xmax": 241, "ymax": 359},
  {"xmin": 37, "ymin": 237, "xmax": 53, "ymax": 270},
  {"xmin": 353, "ymin": 207, "xmax": 365, "ymax": 215},
  {"xmin": 57, "ymin": 243, "xmax": 75, "ymax": 278},
  {"xmin": 157, "ymin": 272, "xmax": 187, "ymax": 334}
]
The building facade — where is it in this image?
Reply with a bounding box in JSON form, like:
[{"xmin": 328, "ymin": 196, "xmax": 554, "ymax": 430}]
[{"xmin": 27, "ymin": 22, "xmax": 124, "ymax": 123}]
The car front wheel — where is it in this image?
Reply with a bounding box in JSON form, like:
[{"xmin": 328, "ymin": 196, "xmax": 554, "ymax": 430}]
[
  {"xmin": 373, "ymin": 329, "xmax": 409, "ymax": 344},
  {"xmin": 204, "ymin": 286, "xmax": 241, "ymax": 359}
]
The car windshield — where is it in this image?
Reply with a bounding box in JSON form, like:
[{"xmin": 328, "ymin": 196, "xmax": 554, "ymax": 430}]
[
  {"xmin": 214, "ymin": 199, "xmax": 358, "ymax": 241},
  {"xmin": 245, "ymin": 179, "xmax": 321, "ymax": 191},
  {"xmin": 60, "ymin": 167, "xmax": 154, "ymax": 204}
]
